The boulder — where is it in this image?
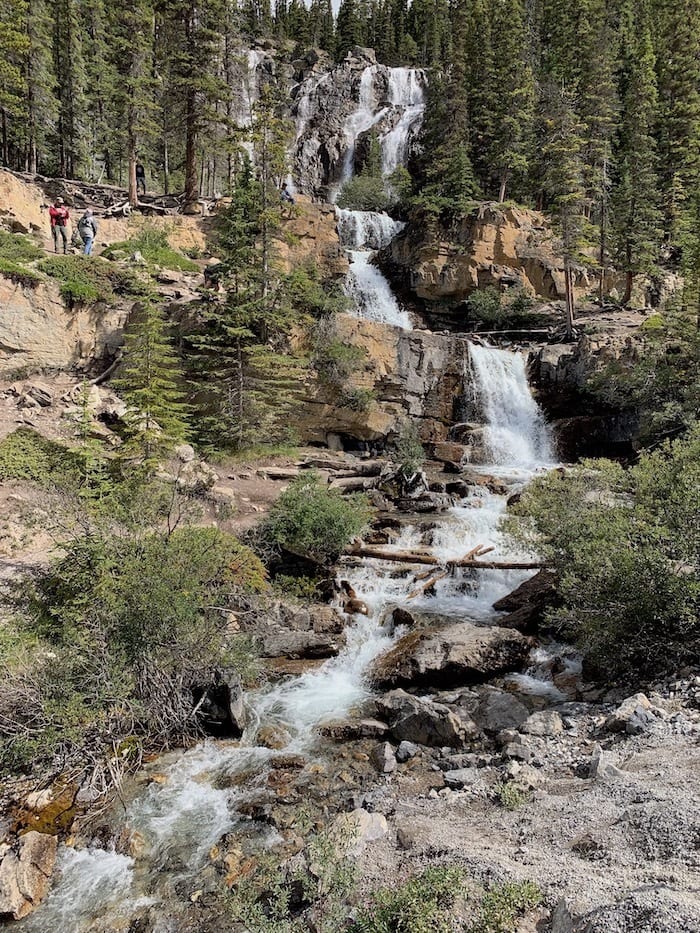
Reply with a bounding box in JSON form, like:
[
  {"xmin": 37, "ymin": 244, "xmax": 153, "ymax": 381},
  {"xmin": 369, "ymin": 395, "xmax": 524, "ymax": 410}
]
[
  {"xmin": 604, "ymin": 693, "xmax": 655, "ymax": 735},
  {"xmin": 370, "ymin": 742, "xmax": 397, "ymax": 774},
  {"xmin": 472, "ymin": 688, "xmax": 530, "ymax": 733},
  {"xmin": 0, "ymin": 832, "xmax": 58, "ymax": 921},
  {"xmin": 396, "ymin": 740, "xmax": 420, "ymax": 762},
  {"xmin": 260, "ymin": 630, "xmax": 344, "ymax": 659},
  {"xmin": 492, "ymin": 569, "xmax": 558, "ymax": 633},
  {"xmin": 374, "ymin": 689, "xmax": 466, "ymax": 748},
  {"xmin": 330, "ymin": 809, "xmax": 389, "ymax": 857},
  {"xmin": 368, "ymin": 622, "xmax": 533, "ymax": 690},
  {"xmin": 191, "ymin": 670, "xmax": 246, "ymax": 737},
  {"xmin": 319, "ymin": 719, "xmax": 389, "ymax": 741},
  {"xmin": 443, "ymin": 767, "xmax": 482, "ymax": 789},
  {"xmin": 521, "ymin": 710, "xmax": 564, "ymax": 737}
]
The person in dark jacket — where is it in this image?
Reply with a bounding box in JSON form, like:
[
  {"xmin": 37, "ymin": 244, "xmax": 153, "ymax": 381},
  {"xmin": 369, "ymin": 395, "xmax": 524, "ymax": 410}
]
[
  {"xmin": 77, "ymin": 209, "xmax": 98, "ymax": 256},
  {"xmin": 136, "ymin": 163, "xmax": 146, "ymax": 196},
  {"xmin": 49, "ymin": 198, "xmax": 70, "ymax": 253}
]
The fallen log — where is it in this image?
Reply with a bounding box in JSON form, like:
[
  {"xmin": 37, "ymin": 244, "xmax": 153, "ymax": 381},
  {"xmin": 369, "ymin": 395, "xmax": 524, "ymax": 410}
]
[
  {"xmin": 346, "ymin": 544, "xmax": 546, "ymax": 571},
  {"xmin": 407, "ymin": 570, "xmax": 449, "ymax": 599}
]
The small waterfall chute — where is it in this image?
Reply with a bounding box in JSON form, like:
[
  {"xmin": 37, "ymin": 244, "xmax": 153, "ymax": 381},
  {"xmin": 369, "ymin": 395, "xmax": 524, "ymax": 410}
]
[{"xmin": 380, "ymin": 68, "xmax": 426, "ymax": 177}]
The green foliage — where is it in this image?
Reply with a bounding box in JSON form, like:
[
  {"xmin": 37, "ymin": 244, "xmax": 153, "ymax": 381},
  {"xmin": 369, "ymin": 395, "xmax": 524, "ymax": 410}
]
[
  {"xmin": 470, "ymin": 881, "xmax": 542, "ymax": 933},
  {"xmin": 0, "ymin": 229, "xmax": 43, "ymax": 263},
  {"xmin": 272, "ymin": 574, "xmax": 323, "ymax": 601},
  {"xmin": 355, "ymin": 865, "xmax": 466, "ymax": 933},
  {"xmin": 337, "ymin": 174, "xmax": 393, "ymax": 213},
  {"xmin": 37, "ymin": 255, "xmax": 146, "ymax": 305},
  {"xmin": 259, "ymin": 472, "xmax": 372, "ymax": 564},
  {"xmin": 115, "ymin": 297, "xmax": 191, "ymax": 462},
  {"xmin": 509, "ymin": 427, "xmax": 700, "ymax": 680},
  {"xmin": 0, "ymin": 258, "xmax": 42, "ymax": 287},
  {"xmin": 464, "ymin": 287, "xmax": 503, "ymax": 325},
  {"xmin": 0, "ymin": 428, "xmax": 81, "ymax": 485},
  {"xmin": 102, "ymin": 227, "xmax": 199, "ymax": 272},
  {"xmin": 494, "ymin": 782, "xmax": 529, "ymax": 810},
  {"xmin": 311, "ymin": 317, "xmax": 367, "ymax": 389},
  {"xmin": 392, "ymin": 421, "xmax": 425, "ymax": 477}
]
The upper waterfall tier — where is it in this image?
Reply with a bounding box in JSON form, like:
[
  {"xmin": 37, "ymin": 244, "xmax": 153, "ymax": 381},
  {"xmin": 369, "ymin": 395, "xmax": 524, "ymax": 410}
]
[
  {"xmin": 336, "ymin": 208, "xmax": 405, "ymax": 250},
  {"xmin": 292, "ymin": 59, "xmax": 426, "ymax": 198}
]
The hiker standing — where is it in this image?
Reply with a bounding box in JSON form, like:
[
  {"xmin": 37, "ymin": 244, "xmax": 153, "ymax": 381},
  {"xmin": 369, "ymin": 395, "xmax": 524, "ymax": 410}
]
[
  {"xmin": 78, "ymin": 209, "xmax": 98, "ymax": 256},
  {"xmin": 280, "ymin": 182, "xmax": 295, "ymax": 205},
  {"xmin": 136, "ymin": 163, "xmax": 146, "ymax": 197},
  {"xmin": 49, "ymin": 198, "xmax": 70, "ymax": 253}
]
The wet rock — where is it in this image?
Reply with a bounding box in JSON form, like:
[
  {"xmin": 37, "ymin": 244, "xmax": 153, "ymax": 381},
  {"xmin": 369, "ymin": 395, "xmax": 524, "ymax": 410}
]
[
  {"xmin": 369, "ymin": 622, "xmax": 533, "ymax": 690},
  {"xmin": 370, "ymin": 742, "xmax": 397, "ymax": 774},
  {"xmin": 604, "ymin": 693, "xmax": 655, "ymax": 735},
  {"xmin": 256, "ymin": 724, "xmax": 292, "ymax": 750},
  {"xmin": 391, "ymin": 607, "xmax": 416, "ymax": 629},
  {"xmin": 473, "ymin": 688, "xmax": 530, "ymax": 733},
  {"xmin": 0, "ymin": 831, "xmax": 57, "ymax": 920},
  {"xmin": 492, "ymin": 569, "xmax": 559, "ymax": 633},
  {"xmin": 375, "ymin": 689, "xmax": 466, "ymax": 748},
  {"xmin": 432, "ymin": 442, "xmax": 468, "ymax": 469},
  {"xmin": 260, "ymin": 630, "xmax": 344, "ymax": 659},
  {"xmin": 521, "ymin": 710, "xmax": 564, "ymax": 737},
  {"xmin": 319, "ymin": 719, "xmax": 389, "ymax": 741},
  {"xmin": 191, "ymin": 670, "xmax": 245, "ymax": 737}
]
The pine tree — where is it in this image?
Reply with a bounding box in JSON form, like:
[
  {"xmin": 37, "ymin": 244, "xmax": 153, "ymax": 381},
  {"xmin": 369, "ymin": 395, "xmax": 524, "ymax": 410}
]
[
  {"xmin": 0, "ymin": 0, "xmax": 28, "ymax": 166},
  {"xmin": 53, "ymin": 0, "xmax": 88, "ymax": 177},
  {"xmin": 25, "ymin": 0, "xmax": 58, "ymax": 173},
  {"xmin": 487, "ymin": 0, "xmax": 535, "ymax": 202},
  {"xmin": 81, "ymin": 0, "xmax": 115, "ymax": 181},
  {"xmin": 115, "ymin": 298, "xmax": 190, "ymax": 463},
  {"xmin": 542, "ymin": 82, "xmax": 586, "ymax": 336},
  {"xmin": 611, "ymin": 1, "xmax": 661, "ymax": 305}
]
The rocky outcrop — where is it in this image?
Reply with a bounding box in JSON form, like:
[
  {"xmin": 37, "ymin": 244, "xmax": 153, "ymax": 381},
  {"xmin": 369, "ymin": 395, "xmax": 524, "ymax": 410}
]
[
  {"xmin": 374, "ymin": 689, "xmax": 468, "ymax": 747},
  {"xmin": 0, "ymin": 277, "xmax": 129, "ymax": 375},
  {"xmin": 384, "ymin": 203, "xmax": 590, "ymax": 313},
  {"xmin": 296, "ymin": 314, "xmax": 468, "ymax": 446},
  {"xmin": 274, "ymin": 196, "xmax": 348, "ymax": 280},
  {"xmin": 0, "ymin": 170, "xmax": 47, "ymax": 235},
  {"xmin": 0, "ymin": 831, "xmax": 57, "ymax": 921},
  {"xmin": 368, "ymin": 619, "xmax": 533, "ymax": 689}
]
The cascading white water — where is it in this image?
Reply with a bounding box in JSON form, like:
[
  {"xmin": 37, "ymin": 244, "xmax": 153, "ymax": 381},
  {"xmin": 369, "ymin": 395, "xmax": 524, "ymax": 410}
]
[
  {"xmin": 380, "ymin": 68, "xmax": 426, "ymax": 176},
  {"xmin": 336, "ymin": 209, "xmax": 411, "ymax": 329},
  {"xmin": 336, "ymin": 208, "xmax": 404, "ymax": 251},
  {"xmin": 338, "ymin": 66, "xmax": 386, "ymax": 189},
  {"xmin": 26, "ymin": 345, "xmax": 558, "ymax": 928},
  {"xmin": 344, "ymin": 251, "xmax": 412, "ymax": 329},
  {"xmin": 468, "ymin": 343, "xmax": 554, "ymax": 469}
]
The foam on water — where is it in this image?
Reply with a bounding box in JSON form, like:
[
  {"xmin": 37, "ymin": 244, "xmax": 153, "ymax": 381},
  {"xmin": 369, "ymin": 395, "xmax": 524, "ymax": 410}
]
[
  {"xmin": 380, "ymin": 68, "xmax": 426, "ymax": 176},
  {"xmin": 344, "ymin": 251, "xmax": 412, "ymax": 329}
]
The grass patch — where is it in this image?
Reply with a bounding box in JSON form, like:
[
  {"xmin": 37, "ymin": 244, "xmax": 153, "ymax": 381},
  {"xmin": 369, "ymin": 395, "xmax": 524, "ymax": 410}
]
[
  {"xmin": 102, "ymin": 227, "xmax": 199, "ymax": 272},
  {"xmin": 0, "ymin": 258, "xmax": 42, "ymax": 287},
  {"xmin": 37, "ymin": 255, "xmax": 148, "ymax": 305},
  {"xmin": 494, "ymin": 782, "xmax": 529, "ymax": 810},
  {"xmin": 0, "ymin": 229, "xmax": 43, "ymax": 264}
]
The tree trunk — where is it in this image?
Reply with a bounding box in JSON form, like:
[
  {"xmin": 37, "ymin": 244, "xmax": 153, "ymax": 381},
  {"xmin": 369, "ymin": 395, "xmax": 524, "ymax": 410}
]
[
  {"xmin": 564, "ymin": 261, "xmax": 575, "ymax": 339},
  {"xmin": 1, "ymin": 109, "xmax": 8, "ymax": 166},
  {"xmin": 184, "ymin": 88, "xmax": 199, "ymax": 210},
  {"xmin": 128, "ymin": 138, "xmax": 138, "ymax": 206},
  {"xmin": 163, "ymin": 133, "xmax": 169, "ymax": 196},
  {"xmin": 498, "ymin": 170, "xmax": 508, "ymax": 203}
]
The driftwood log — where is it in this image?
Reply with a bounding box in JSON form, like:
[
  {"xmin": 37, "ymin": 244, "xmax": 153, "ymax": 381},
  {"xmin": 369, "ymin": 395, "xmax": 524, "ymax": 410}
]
[{"xmin": 346, "ymin": 543, "xmax": 545, "ymax": 571}]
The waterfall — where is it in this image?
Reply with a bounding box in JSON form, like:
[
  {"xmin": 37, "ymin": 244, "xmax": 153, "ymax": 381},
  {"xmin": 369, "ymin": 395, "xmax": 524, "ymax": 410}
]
[
  {"xmin": 338, "ymin": 66, "xmax": 386, "ymax": 188},
  {"xmin": 336, "ymin": 208, "xmax": 404, "ymax": 250},
  {"xmin": 380, "ymin": 68, "xmax": 426, "ymax": 177},
  {"xmin": 468, "ymin": 343, "xmax": 554, "ymax": 469},
  {"xmin": 24, "ymin": 345, "xmax": 561, "ymax": 928},
  {"xmin": 336, "ymin": 209, "xmax": 411, "ymax": 329},
  {"xmin": 344, "ymin": 251, "xmax": 412, "ymax": 329}
]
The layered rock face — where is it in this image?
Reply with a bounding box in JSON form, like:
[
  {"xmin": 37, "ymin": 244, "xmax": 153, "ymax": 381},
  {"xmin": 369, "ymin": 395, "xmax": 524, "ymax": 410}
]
[
  {"xmin": 0, "ymin": 278, "xmax": 129, "ymax": 375},
  {"xmin": 295, "ymin": 314, "xmax": 468, "ymax": 446},
  {"xmin": 383, "ymin": 203, "xmax": 591, "ymax": 314}
]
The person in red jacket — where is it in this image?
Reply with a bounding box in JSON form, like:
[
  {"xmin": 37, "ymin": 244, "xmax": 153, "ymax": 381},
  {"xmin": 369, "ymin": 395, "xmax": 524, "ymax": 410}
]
[{"xmin": 49, "ymin": 197, "xmax": 70, "ymax": 253}]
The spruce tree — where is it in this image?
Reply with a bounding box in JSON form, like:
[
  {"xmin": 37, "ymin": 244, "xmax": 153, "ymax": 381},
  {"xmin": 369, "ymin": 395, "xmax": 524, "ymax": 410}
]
[
  {"xmin": 115, "ymin": 298, "xmax": 190, "ymax": 463},
  {"xmin": 611, "ymin": 2, "xmax": 661, "ymax": 305},
  {"xmin": 53, "ymin": 0, "xmax": 88, "ymax": 177},
  {"xmin": 0, "ymin": 0, "xmax": 28, "ymax": 166},
  {"xmin": 25, "ymin": 0, "xmax": 57, "ymax": 174}
]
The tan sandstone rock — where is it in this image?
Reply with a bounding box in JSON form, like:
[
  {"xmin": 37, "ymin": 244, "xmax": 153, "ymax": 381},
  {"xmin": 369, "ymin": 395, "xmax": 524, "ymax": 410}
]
[{"xmin": 0, "ymin": 831, "xmax": 58, "ymax": 920}]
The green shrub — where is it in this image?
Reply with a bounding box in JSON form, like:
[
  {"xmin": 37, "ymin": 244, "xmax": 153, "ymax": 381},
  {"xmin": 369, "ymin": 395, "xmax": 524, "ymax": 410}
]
[
  {"xmin": 0, "ymin": 230, "xmax": 43, "ymax": 263},
  {"xmin": 392, "ymin": 421, "xmax": 425, "ymax": 477},
  {"xmin": 273, "ymin": 574, "xmax": 323, "ymax": 600},
  {"xmin": 259, "ymin": 472, "xmax": 372, "ymax": 564},
  {"xmin": 494, "ymin": 782, "xmax": 529, "ymax": 810},
  {"xmin": 338, "ymin": 386, "xmax": 374, "ymax": 411},
  {"xmin": 337, "ymin": 175, "xmax": 394, "ymax": 213},
  {"xmin": 470, "ymin": 881, "xmax": 542, "ymax": 933},
  {"xmin": 0, "ymin": 429, "xmax": 82, "ymax": 485},
  {"xmin": 312, "ymin": 317, "xmax": 367, "ymax": 389},
  {"xmin": 38, "ymin": 254, "xmax": 113, "ymax": 304},
  {"xmin": 464, "ymin": 287, "xmax": 503, "ymax": 325},
  {"xmin": 509, "ymin": 425, "xmax": 700, "ymax": 680},
  {"xmin": 0, "ymin": 258, "xmax": 42, "ymax": 287},
  {"xmin": 103, "ymin": 226, "xmax": 199, "ymax": 272},
  {"xmin": 355, "ymin": 865, "xmax": 466, "ymax": 933}
]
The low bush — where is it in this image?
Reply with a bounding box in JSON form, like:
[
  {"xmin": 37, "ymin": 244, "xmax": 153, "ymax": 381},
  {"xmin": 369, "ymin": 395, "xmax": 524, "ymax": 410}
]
[
  {"xmin": 0, "ymin": 230, "xmax": 43, "ymax": 264},
  {"xmin": 337, "ymin": 175, "xmax": 394, "ymax": 213},
  {"xmin": 470, "ymin": 881, "xmax": 542, "ymax": 933},
  {"xmin": 509, "ymin": 425, "xmax": 700, "ymax": 681},
  {"xmin": 0, "ymin": 258, "xmax": 42, "ymax": 287},
  {"xmin": 0, "ymin": 428, "xmax": 82, "ymax": 485},
  {"xmin": 258, "ymin": 472, "xmax": 372, "ymax": 564},
  {"xmin": 103, "ymin": 226, "xmax": 199, "ymax": 272},
  {"xmin": 355, "ymin": 865, "xmax": 467, "ymax": 933},
  {"xmin": 392, "ymin": 421, "xmax": 425, "ymax": 477}
]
